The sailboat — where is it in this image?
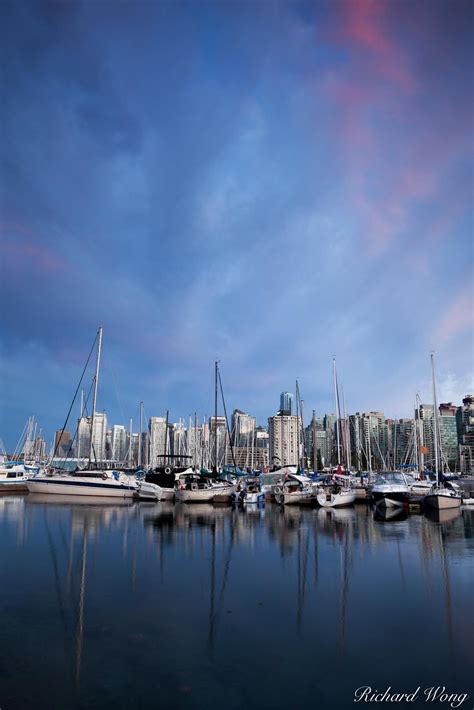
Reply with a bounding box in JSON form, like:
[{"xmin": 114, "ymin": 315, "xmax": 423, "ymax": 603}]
[
  {"xmin": 317, "ymin": 360, "xmax": 355, "ymax": 508},
  {"xmin": 424, "ymin": 354, "xmax": 462, "ymax": 511},
  {"xmin": 175, "ymin": 362, "xmax": 235, "ymax": 503},
  {"xmin": 27, "ymin": 328, "xmax": 161, "ymax": 500}
]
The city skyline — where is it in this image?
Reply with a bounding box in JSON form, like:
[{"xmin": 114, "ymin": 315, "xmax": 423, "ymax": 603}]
[{"xmin": 1, "ymin": 1, "xmax": 473, "ymax": 450}]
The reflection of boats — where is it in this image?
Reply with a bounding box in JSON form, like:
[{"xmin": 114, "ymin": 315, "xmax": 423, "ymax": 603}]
[
  {"xmin": 371, "ymin": 472, "xmax": 411, "ymax": 509},
  {"xmin": 425, "ymin": 507, "xmax": 462, "ymax": 524},
  {"xmin": 25, "ymin": 493, "xmax": 135, "ymax": 507},
  {"xmin": 317, "ymin": 506, "xmax": 356, "ymax": 524},
  {"xmin": 374, "ymin": 506, "xmax": 409, "ymax": 522}
]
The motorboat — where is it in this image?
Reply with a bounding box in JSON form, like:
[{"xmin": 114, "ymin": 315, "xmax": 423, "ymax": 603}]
[
  {"xmin": 234, "ymin": 478, "xmax": 265, "ymax": 505},
  {"xmin": 174, "ymin": 473, "xmax": 221, "ymax": 503},
  {"xmin": 273, "ymin": 473, "xmax": 319, "ymax": 506},
  {"xmin": 371, "ymin": 471, "xmax": 411, "ymax": 509},
  {"xmin": 26, "ymin": 469, "xmax": 139, "ymax": 499},
  {"xmin": 0, "ymin": 467, "xmax": 32, "ymax": 493},
  {"xmin": 316, "ymin": 483, "xmax": 355, "ymax": 508}
]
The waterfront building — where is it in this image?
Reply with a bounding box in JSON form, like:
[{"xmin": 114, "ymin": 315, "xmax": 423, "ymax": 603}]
[
  {"xmin": 438, "ymin": 403, "xmax": 459, "ymax": 471},
  {"xmin": 394, "ymin": 419, "xmax": 415, "ymax": 469},
  {"xmin": 76, "ymin": 416, "xmax": 91, "ymax": 459},
  {"xmin": 149, "ymin": 416, "xmax": 168, "ymax": 468},
  {"xmin": 268, "ymin": 413, "xmax": 299, "ymax": 467},
  {"xmin": 231, "ymin": 409, "xmax": 256, "ymax": 446},
  {"xmin": 111, "ymin": 425, "xmax": 128, "ymax": 463},
  {"xmin": 459, "ymin": 394, "xmax": 474, "ymax": 474},
  {"xmin": 54, "ymin": 429, "xmax": 72, "ymax": 458},
  {"xmin": 90, "ymin": 412, "xmax": 107, "ymax": 463},
  {"xmin": 279, "ymin": 392, "xmax": 293, "ymax": 416},
  {"xmin": 209, "ymin": 415, "xmax": 228, "ymax": 469}
]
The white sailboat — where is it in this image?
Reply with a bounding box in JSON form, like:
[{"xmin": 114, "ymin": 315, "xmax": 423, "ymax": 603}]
[
  {"xmin": 424, "ymin": 354, "xmax": 462, "ymax": 511},
  {"xmin": 317, "ymin": 359, "xmax": 355, "ymax": 508},
  {"xmin": 27, "ymin": 328, "xmax": 160, "ymax": 500}
]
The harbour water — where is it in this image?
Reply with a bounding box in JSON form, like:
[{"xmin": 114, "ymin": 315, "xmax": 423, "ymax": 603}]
[{"xmin": 1, "ymin": 496, "xmax": 473, "ymax": 709}]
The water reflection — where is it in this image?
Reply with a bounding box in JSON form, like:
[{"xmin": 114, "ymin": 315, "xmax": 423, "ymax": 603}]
[{"xmin": 0, "ymin": 497, "xmax": 472, "ymax": 710}]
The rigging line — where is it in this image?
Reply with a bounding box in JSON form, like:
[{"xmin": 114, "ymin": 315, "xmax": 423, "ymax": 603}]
[
  {"xmin": 218, "ymin": 368, "xmax": 236, "ymax": 469},
  {"xmin": 103, "ymin": 350, "xmax": 127, "ymax": 426},
  {"xmin": 58, "ymin": 380, "xmax": 95, "ymax": 466},
  {"xmin": 49, "ymin": 333, "xmax": 98, "ymax": 465}
]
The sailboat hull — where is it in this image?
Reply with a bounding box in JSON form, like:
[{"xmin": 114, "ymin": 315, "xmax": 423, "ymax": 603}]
[
  {"xmin": 26, "ymin": 477, "xmax": 136, "ymax": 498},
  {"xmin": 317, "ymin": 489, "xmax": 355, "ymax": 508},
  {"xmin": 424, "ymin": 492, "xmax": 462, "ymax": 510}
]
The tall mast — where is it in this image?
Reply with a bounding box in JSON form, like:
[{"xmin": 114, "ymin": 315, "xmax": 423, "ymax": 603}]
[
  {"xmin": 164, "ymin": 410, "xmax": 169, "ymax": 467},
  {"xmin": 296, "ymin": 380, "xmax": 301, "ymax": 469},
  {"xmin": 333, "ymin": 358, "xmax": 341, "ymax": 466},
  {"xmin": 431, "ymin": 353, "xmax": 440, "ymax": 482},
  {"xmin": 88, "ymin": 327, "xmax": 103, "ymax": 463},
  {"xmin": 341, "ymin": 385, "xmax": 350, "ymax": 471},
  {"xmin": 214, "ymin": 361, "xmax": 218, "ymax": 473},
  {"xmin": 138, "ymin": 402, "xmax": 143, "ymax": 468}
]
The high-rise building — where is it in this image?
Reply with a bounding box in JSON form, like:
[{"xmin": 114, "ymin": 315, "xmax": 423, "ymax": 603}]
[
  {"xmin": 76, "ymin": 416, "xmax": 91, "ymax": 459},
  {"xmin": 279, "ymin": 392, "xmax": 293, "ymax": 416},
  {"xmin": 111, "ymin": 425, "xmax": 128, "ymax": 462},
  {"xmin": 459, "ymin": 394, "xmax": 474, "ymax": 474},
  {"xmin": 54, "ymin": 430, "xmax": 72, "ymax": 458},
  {"xmin": 209, "ymin": 416, "xmax": 228, "ymax": 469},
  {"xmin": 268, "ymin": 413, "xmax": 299, "ymax": 467},
  {"xmin": 90, "ymin": 412, "xmax": 107, "ymax": 463},
  {"xmin": 149, "ymin": 417, "xmax": 168, "ymax": 468},
  {"xmin": 231, "ymin": 409, "xmax": 256, "ymax": 446}
]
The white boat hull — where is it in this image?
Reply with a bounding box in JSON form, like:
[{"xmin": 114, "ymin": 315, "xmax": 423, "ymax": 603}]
[
  {"xmin": 424, "ymin": 491, "xmax": 462, "ymax": 510},
  {"xmin": 158, "ymin": 488, "xmax": 175, "ymax": 501},
  {"xmin": 26, "ymin": 477, "xmax": 136, "ymax": 498},
  {"xmin": 175, "ymin": 488, "xmax": 217, "ymax": 503},
  {"xmin": 317, "ymin": 489, "xmax": 355, "ymax": 508}
]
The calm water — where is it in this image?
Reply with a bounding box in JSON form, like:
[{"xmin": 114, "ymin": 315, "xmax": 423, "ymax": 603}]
[{"xmin": 1, "ymin": 495, "xmax": 473, "ymax": 710}]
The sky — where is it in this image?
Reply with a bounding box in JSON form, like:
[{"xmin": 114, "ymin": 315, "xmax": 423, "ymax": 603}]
[{"xmin": 1, "ymin": 0, "xmax": 473, "ymax": 450}]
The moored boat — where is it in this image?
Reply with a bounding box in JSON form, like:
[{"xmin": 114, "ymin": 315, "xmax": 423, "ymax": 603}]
[{"xmin": 371, "ymin": 471, "xmax": 411, "ymax": 509}]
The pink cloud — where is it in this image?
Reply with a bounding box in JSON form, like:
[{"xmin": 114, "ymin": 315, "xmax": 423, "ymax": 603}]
[
  {"xmin": 433, "ymin": 284, "xmax": 474, "ymax": 344},
  {"xmin": 0, "ymin": 223, "xmax": 67, "ymax": 273}
]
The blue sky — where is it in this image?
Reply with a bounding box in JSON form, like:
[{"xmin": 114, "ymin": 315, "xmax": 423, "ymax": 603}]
[{"xmin": 1, "ymin": 0, "xmax": 473, "ymax": 450}]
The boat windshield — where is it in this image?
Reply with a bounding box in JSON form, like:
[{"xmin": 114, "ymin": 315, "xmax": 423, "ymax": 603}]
[{"xmin": 374, "ymin": 472, "xmax": 407, "ymax": 485}]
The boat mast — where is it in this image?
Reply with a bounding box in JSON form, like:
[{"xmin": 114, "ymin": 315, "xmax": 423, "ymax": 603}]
[
  {"xmin": 214, "ymin": 361, "xmax": 218, "ymax": 473},
  {"xmin": 341, "ymin": 385, "xmax": 350, "ymax": 472},
  {"xmin": 88, "ymin": 327, "xmax": 103, "ymax": 464},
  {"xmin": 138, "ymin": 401, "xmax": 143, "ymax": 468},
  {"xmin": 431, "ymin": 353, "xmax": 440, "ymax": 483},
  {"xmin": 333, "ymin": 358, "xmax": 341, "ymax": 467}
]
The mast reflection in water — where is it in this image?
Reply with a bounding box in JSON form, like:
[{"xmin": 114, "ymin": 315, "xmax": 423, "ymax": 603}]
[{"xmin": 0, "ymin": 495, "xmax": 472, "ymax": 710}]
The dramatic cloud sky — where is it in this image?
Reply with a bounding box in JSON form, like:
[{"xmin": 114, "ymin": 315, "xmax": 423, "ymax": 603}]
[{"xmin": 1, "ymin": 0, "xmax": 473, "ymax": 449}]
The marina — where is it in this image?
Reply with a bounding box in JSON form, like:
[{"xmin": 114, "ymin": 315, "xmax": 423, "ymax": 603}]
[{"xmin": 0, "ymin": 493, "xmax": 472, "ymax": 710}]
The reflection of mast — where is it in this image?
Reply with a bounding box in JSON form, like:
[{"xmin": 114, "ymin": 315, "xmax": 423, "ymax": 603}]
[
  {"xmin": 208, "ymin": 511, "xmax": 236, "ymax": 652},
  {"xmin": 75, "ymin": 522, "xmax": 87, "ymax": 686},
  {"xmin": 339, "ymin": 516, "xmax": 352, "ymax": 648},
  {"xmin": 438, "ymin": 524, "xmax": 455, "ymax": 657},
  {"xmin": 297, "ymin": 527, "xmax": 309, "ymax": 634}
]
